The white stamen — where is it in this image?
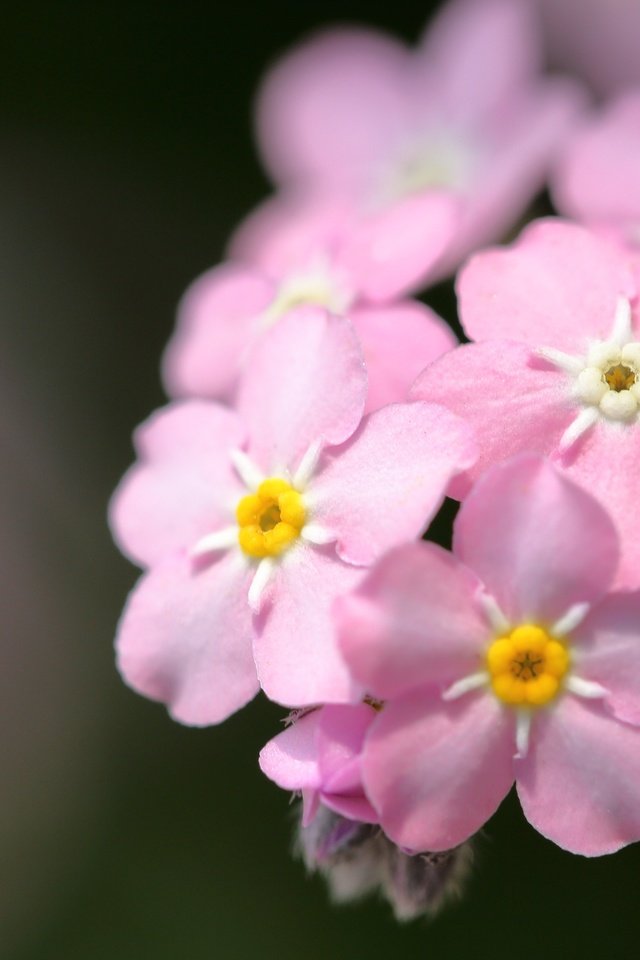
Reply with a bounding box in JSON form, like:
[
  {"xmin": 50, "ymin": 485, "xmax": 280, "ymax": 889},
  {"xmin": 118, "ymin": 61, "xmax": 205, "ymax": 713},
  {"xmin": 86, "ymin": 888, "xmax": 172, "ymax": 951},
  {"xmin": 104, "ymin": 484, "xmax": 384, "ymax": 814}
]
[
  {"xmin": 230, "ymin": 449, "xmax": 264, "ymax": 490},
  {"xmin": 293, "ymin": 440, "xmax": 322, "ymax": 489},
  {"xmin": 566, "ymin": 676, "xmax": 608, "ymax": 700},
  {"xmin": 301, "ymin": 523, "xmax": 336, "ymax": 545},
  {"xmin": 558, "ymin": 406, "xmax": 600, "ymax": 453},
  {"xmin": 478, "ymin": 592, "xmax": 510, "ymax": 634},
  {"xmin": 587, "ymin": 340, "xmax": 621, "ymax": 369},
  {"xmin": 575, "ymin": 367, "xmax": 607, "ymax": 405},
  {"xmin": 537, "ymin": 347, "xmax": 585, "ymax": 375},
  {"xmin": 515, "ymin": 711, "xmax": 532, "ymax": 759},
  {"xmin": 189, "ymin": 527, "xmax": 237, "ymax": 558},
  {"xmin": 248, "ymin": 559, "xmax": 275, "ymax": 613},
  {"xmin": 442, "ymin": 672, "xmax": 488, "ymax": 701},
  {"xmin": 551, "ymin": 602, "xmax": 591, "ymax": 637},
  {"xmin": 610, "ymin": 296, "xmax": 633, "ymax": 345}
]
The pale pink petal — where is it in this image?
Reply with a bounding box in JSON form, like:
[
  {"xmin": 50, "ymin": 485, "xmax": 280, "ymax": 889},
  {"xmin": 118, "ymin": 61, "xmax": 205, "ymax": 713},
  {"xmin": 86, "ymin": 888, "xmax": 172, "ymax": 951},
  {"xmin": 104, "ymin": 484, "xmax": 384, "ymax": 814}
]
[
  {"xmin": 317, "ymin": 703, "xmax": 375, "ymax": 785},
  {"xmin": 253, "ymin": 544, "xmax": 365, "ymax": 707},
  {"xmin": 417, "ymin": 0, "xmax": 540, "ymax": 125},
  {"xmin": 161, "ymin": 265, "xmax": 275, "ymax": 402},
  {"xmin": 411, "ymin": 340, "xmax": 574, "ymax": 497},
  {"xmin": 552, "ymin": 91, "xmax": 640, "ymax": 226},
  {"xmin": 337, "ymin": 542, "xmax": 490, "ymax": 700},
  {"xmin": 572, "ymin": 593, "xmax": 640, "ymax": 726},
  {"xmin": 116, "ymin": 551, "xmax": 257, "ymax": 726},
  {"xmin": 109, "ymin": 402, "xmax": 245, "ymax": 568},
  {"xmin": 259, "ymin": 708, "xmax": 322, "ymax": 791},
  {"xmin": 310, "ymin": 402, "xmax": 477, "ymax": 566},
  {"xmin": 256, "ymin": 28, "xmax": 410, "ymax": 190},
  {"xmin": 458, "ymin": 220, "xmax": 636, "ymax": 351},
  {"xmin": 228, "ymin": 191, "xmax": 354, "ymax": 279},
  {"xmin": 338, "ymin": 192, "xmax": 460, "ymax": 301},
  {"xmin": 434, "ymin": 79, "xmax": 585, "ymax": 279},
  {"xmin": 237, "ymin": 309, "xmax": 366, "ymax": 475},
  {"xmin": 561, "ymin": 420, "xmax": 640, "ymax": 591},
  {"xmin": 453, "ymin": 455, "xmax": 619, "ymax": 625},
  {"xmin": 351, "ymin": 302, "xmax": 456, "ymax": 414},
  {"xmin": 517, "ymin": 697, "xmax": 640, "ymax": 855},
  {"xmin": 363, "ymin": 690, "xmax": 514, "ymax": 852}
]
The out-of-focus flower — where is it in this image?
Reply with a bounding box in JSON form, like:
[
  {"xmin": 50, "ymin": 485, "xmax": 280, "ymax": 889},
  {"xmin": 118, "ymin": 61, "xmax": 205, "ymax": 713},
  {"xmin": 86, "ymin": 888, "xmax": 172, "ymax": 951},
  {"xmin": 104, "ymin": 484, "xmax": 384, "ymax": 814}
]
[
  {"xmin": 413, "ymin": 219, "xmax": 640, "ymax": 589},
  {"xmin": 534, "ymin": 0, "xmax": 640, "ymax": 99},
  {"xmin": 296, "ymin": 805, "xmax": 473, "ymax": 921},
  {"xmin": 337, "ymin": 456, "xmax": 640, "ymax": 856},
  {"xmin": 163, "ymin": 194, "xmax": 456, "ymax": 413},
  {"xmin": 551, "ymin": 89, "xmax": 640, "ymax": 246},
  {"xmin": 110, "ymin": 309, "xmax": 476, "ymax": 723},
  {"xmin": 254, "ymin": 0, "xmax": 582, "ymax": 286}
]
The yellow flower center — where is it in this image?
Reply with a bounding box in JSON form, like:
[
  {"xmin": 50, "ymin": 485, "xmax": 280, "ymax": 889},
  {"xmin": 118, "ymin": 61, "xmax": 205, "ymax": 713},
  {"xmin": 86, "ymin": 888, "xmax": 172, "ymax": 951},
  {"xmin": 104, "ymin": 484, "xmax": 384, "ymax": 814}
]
[
  {"xmin": 604, "ymin": 362, "xmax": 636, "ymax": 392},
  {"xmin": 236, "ymin": 478, "xmax": 306, "ymax": 558},
  {"xmin": 486, "ymin": 624, "xmax": 570, "ymax": 707}
]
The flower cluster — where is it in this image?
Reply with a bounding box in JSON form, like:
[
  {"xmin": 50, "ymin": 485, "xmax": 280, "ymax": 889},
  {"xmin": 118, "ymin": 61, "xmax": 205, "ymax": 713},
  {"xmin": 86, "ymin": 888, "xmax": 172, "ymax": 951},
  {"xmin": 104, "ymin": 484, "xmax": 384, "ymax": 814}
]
[{"xmin": 110, "ymin": 0, "xmax": 640, "ymax": 922}]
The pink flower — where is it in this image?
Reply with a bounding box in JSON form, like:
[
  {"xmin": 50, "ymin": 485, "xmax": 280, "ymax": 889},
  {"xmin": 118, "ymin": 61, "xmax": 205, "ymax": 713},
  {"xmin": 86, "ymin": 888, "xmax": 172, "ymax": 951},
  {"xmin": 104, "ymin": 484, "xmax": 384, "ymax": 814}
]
[
  {"xmin": 413, "ymin": 218, "xmax": 640, "ymax": 589},
  {"xmin": 253, "ymin": 0, "xmax": 582, "ymax": 286},
  {"xmin": 162, "ymin": 193, "xmax": 456, "ymax": 413},
  {"xmin": 337, "ymin": 456, "xmax": 640, "ymax": 856},
  {"xmin": 110, "ymin": 308, "xmax": 476, "ymax": 724},
  {"xmin": 551, "ymin": 89, "xmax": 640, "ymax": 246},
  {"xmin": 259, "ymin": 703, "xmax": 379, "ymax": 827}
]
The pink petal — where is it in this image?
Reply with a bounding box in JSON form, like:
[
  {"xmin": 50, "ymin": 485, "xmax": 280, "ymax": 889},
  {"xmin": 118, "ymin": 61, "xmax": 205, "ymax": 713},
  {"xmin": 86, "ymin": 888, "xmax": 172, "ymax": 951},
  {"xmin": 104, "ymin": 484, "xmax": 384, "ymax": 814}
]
[
  {"xmin": 311, "ymin": 402, "xmax": 477, "ymax": 566},
  {"xmin": 237, "ymin": 308, "xmax": 366, "ymax": 475},
  {"xmin": 256, "ymin": 28, "xmax": 410, "ymax": 190},
  {"xmin": 561, "ymin": 399, "xmax": 640, "ymax": 592},
  {"xmin": 363, "ymin": 690, "xmax": 514, "ymax": 852},
  {"xmin": 228, "ymin": 191, "xmax": 354, "ymax": 279},
  {"xmin": 453, "ymin": 455, "xmax": 619, "ymax": 625},
  {"xmin": 317, "ymin": 703, "xmax": 376, "ymax": 785},
  {"xmin": 161, "ymin": 264, "xmax": 275, "ymax": 403},
  {"xmin": 109, "ymin": 402, "xmax": 245, "ymax": 568},
  {"xmin": 417, "ymin": 0, "xmax": 540, "ymax": 125},
  {"xmin": 411, "ymin": 340, "xmax": 575, "ymax": 497},
  {"xmin": 434, "ymin": 79, "xmax": 585, "ymax": 279},
  {"xmin": 338, "ymin": 192, "xmax": 460, "ymax": 301},
  {"xmin": 351, "ymin": 302, "xmax": 456, "ymax": 413},
  {"xmin": 572, "ymin": 593, "xmax": 640, "ymax": 726},
  {"xmin": 552, "ymin": 91, "xmax": 640, "ymax": 226},
  {"xmin": 116, "ymin": 551, "xmax": 257, "ymax": 726},
  {"xmin": 253, "ymin": 544, "xmax": 365, "ymax": 707},
  {"xmin": 337, "ymin": 542, "xmax": 489, "ymax": 700},
  {"xmin": 458, "ymin": 219, "xmax": 636, "ymax": 351},
  {"xmin": 517, "ymin": 696, "xmax": 640, "ymax": 855},
  {"xmin": 259, "ymin": 708, "xmax": 322, "ymax": 791}
]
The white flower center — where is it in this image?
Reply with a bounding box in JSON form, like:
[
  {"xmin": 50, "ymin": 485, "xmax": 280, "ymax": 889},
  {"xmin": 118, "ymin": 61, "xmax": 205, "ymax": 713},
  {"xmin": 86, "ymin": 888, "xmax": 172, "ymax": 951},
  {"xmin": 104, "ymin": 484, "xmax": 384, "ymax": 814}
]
[
  {"xmin": 378, "ymin": 130, "xmax": 478, "ymax": 203},
  {"xmin": 263, "ymin": 257, "xmax": 353, "ymax": 327},
  {"xmin": 539, "ymin": 297, "xmax": 640, "ymax": 452}
]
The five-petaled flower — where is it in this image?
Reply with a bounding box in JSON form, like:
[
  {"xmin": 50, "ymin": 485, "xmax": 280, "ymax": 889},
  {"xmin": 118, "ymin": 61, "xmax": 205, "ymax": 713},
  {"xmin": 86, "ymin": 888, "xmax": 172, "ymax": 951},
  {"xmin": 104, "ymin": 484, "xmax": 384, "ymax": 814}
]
[
  {"xmin": 110, "ymin": 308, "xmax": 476, "ymax": 724},
  {"xmin": 337, "ymin": 456, "xmax": 640, "ymax": 856}
]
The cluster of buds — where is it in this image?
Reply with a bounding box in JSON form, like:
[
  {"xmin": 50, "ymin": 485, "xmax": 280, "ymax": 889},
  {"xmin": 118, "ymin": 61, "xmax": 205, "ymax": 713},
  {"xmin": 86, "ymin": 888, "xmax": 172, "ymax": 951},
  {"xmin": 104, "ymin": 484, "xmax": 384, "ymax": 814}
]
[{"xmin": 110, "ymin": 0, "xmax": 640, "ymax": 921}]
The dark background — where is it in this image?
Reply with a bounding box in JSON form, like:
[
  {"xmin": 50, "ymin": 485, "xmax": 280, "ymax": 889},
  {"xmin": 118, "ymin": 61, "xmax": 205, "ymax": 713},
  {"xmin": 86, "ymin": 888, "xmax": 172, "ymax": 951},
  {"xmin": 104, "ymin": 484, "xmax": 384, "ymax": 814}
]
[{"xmin": 2, "ymin": 3, "xmax": 639, "ymax": 958}]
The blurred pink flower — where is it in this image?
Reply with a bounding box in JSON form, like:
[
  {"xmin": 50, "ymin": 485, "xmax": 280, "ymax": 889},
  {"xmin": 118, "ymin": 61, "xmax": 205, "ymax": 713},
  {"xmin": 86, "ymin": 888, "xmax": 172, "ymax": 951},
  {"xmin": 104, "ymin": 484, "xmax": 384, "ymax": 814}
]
[
  {"xmin": 163, "ymin": 193, "xmax": 456, "ymax": 413},
  {"xmin": 551, "ymin": 89, "xmax": 640, "ymax": 245},
  {"xmin": 337, "ymin": 456, "xmax": 640, "ymax": 856},
  {"xmin": 110, "ymin": 309, "xmax": 476, "ymax": 724},
  {"xmin": 254, "ymin": 0, "xmax": 582, "ymax": 285},
  {"xmin": 413, "ymin": 219, "xmax": 640, "ymax": 589},
  {"xmin": 259, "ymin": 703, "xmax": 379, "ymax": 827}
]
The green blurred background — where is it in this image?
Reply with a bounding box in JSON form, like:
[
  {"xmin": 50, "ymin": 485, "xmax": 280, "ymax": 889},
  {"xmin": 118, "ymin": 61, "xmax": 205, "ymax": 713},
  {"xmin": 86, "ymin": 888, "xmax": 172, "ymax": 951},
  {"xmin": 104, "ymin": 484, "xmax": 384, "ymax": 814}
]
[{"xmin": 2, "ymin": 3, "xmax": 639, "ymax": 957}]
